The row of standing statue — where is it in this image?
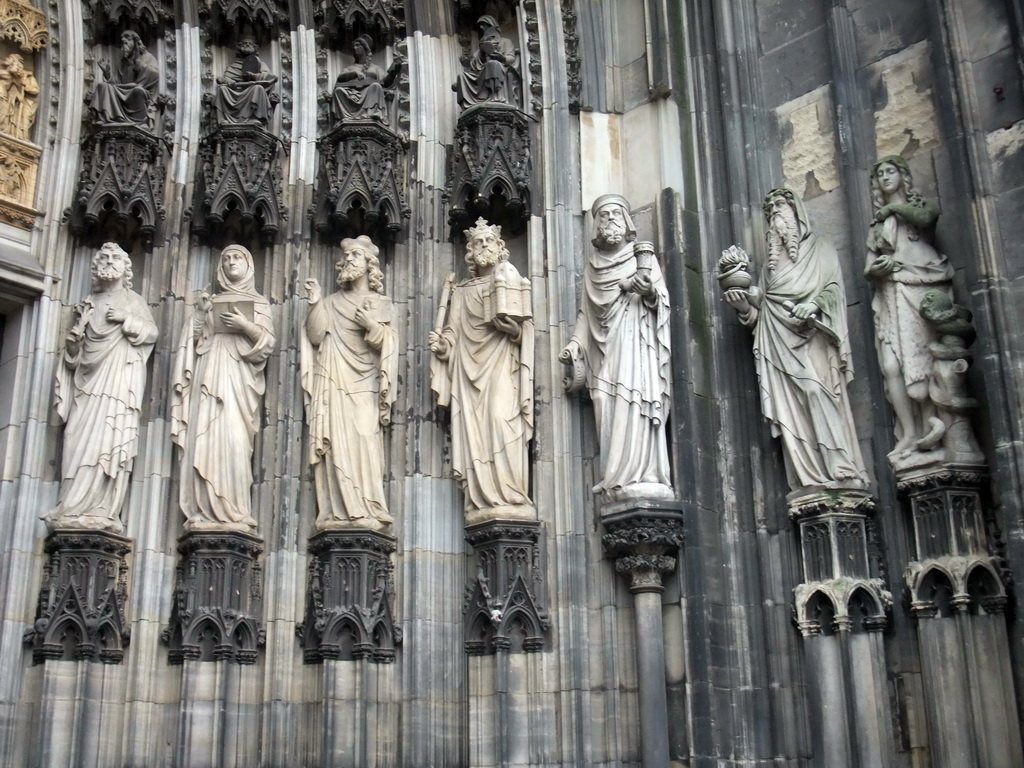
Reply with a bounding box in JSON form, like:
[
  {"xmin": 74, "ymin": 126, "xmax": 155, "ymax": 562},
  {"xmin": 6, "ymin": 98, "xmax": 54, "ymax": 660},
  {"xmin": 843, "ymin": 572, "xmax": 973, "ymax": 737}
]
[
  {"xmin": 87, "ymin": 17, "xmax": 521, "ymax": 134},
  {"xmin": 44, "ymin": 162, "xmax": 981, "ymax": 536}
]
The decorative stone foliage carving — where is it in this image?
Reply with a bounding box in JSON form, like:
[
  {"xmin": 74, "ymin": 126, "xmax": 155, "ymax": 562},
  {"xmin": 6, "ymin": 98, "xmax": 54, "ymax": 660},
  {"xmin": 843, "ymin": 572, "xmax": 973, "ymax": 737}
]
[
  {"xmin": 192, "ymin": 124, "xmax": 285, "ymax": 246},
  {"xmin": 601, "ymin": 503, "xmax": 685, "ymax": 592},
  {"xmin": 722, "ymin": 188, "xmax": 867, "ymax": 492},
  {"xmin": 0, "ymin": 0, "xmax": 48, "ymax": 52},
  {"xmin": 429, "ymin": 219, "xmax": 534, "ymax": 526},
  {"xmin": 562, "ymin": 196, "xmax": 674, "ymax": 503},
  {"xmin": 68, "ymin": 124, "xmax": 166, "ymax": 247},
  {"xmin": 45, "ymin": 244, "xmax": 157, "ymax": 533},
  {"xmin": 25, "ymin": 531, "xmax": 132, "ymax": 664},
  {"xmin": 164, "ymin": 532, "xmax": 265, "ymax": 664},
  {"xmin": 298, "ymin": 529, "xmax": 400, "ymax": 663},
  {"xmin": 561, "ymin": 0, "xmax": 581, "ymax": 114},
  {"xmin": 464, "ymin": 520, "xmax": 549, "ymax": 654}
]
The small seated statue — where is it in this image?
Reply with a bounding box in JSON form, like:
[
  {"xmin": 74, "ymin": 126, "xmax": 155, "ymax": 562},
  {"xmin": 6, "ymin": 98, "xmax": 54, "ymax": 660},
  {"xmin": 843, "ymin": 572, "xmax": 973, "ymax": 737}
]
[
  {"xmin": 213, "ymin": 37, "xmax": 277, "ymax": 127},
  {"xmin": 331, "ymin": 34, "xmax": 402, "ymax": 127},
  {"xmin": 453, "ymin": 15, "xmax": 520, "ymax": 109},
  {"xmin": 90, "ymin": 31, "xmax": 160, "ymax": 128}
]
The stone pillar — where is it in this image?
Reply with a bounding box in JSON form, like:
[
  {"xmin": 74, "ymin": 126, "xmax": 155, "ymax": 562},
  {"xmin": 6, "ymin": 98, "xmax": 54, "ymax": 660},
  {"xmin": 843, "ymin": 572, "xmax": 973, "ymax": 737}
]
[
  {"xmin": 298, "ymin": 528, "xmax": 401, "ymax": 765},
  {"xmin": 164, "ymin": 531, "xmax": 264, "ymax": 768},
  {"xmin": 789, "ymin": 490, "xmax": 895, "ymax": 768},
  {"xmin": 464, "ymin": 519, "xmax": 550, "ymax": 766},
  {"xmin": 601, "ymin": 501, "xmax": 684, "ymax": 768},
  {"xmin": 898, "ymin": 465, "xmax": 1023, "ymax": 768},
  {"xmin": 27, "ymin": 531, "xmax": 132, "ymax": 767}
]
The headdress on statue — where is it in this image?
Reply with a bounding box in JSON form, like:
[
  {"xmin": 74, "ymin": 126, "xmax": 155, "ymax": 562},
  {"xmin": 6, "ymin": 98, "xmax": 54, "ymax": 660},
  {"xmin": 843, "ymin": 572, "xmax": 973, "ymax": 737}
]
[
  {"xmin": 477, "ymin": 14, "xmax": 500, "ymax": 32},
  {"xmin": 354, "ymin": 34, "xmax": 374, "ymax": 54},
  {"xmin": 762, "ymin": 187, "xmax": 811, "ymax": 243},
  {"xmin": 464, "ymin": 217, "xmax": 502, "ymax": 243}
]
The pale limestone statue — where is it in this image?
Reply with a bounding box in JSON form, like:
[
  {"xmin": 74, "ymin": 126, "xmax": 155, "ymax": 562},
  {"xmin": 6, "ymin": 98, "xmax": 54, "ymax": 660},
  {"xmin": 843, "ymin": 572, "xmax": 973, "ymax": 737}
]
[
  {"xmin": 560, "ymin": 194, "xmax": 674, "ymax": 501},
  {"xmin": 722, "ymin": 188, "xmax": 867, "ymax": 493},
  {"xmin": 0, "ymin": 54, "xmax": 39, "ymax": 140},
  {"xmin": 172, "ymin": 245, "xmax": 275, "ymax": 532},
  {"xmin": 213, "ymin": 37, "xmax": 277, "ymax": 127},
  {"xmin": 453, "ymin": 15, "xmax": 520, "ymax": 109},
  {"xmin": 918, "ymin": 290, "xmax": 983, "ymax": 464},
  {"xmin": 865, "ymin": 155, "xmax": 954, "ymax": 467},
  {"xmin": 46, "ymin": 243, "xmax": 158, "ymax": 532},
  {"xmin": 429, "ymin": 218, "xmax": 534, "ymax": 524},
  {"xmin": 90, "ymin": 31, "xmax": 160, "ymax": 128},
  {"xmin": 331, "ymin": 34, "xmax": 402, "ymax": 127},
  {"xmin": 302, "ymin": 236, "xmax": 397, "ymax": 531}
]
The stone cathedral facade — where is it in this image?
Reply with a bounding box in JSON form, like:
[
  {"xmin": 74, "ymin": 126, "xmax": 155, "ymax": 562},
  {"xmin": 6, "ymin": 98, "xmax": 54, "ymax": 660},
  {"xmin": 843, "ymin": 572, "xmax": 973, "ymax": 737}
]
[{"xmin": 0, "ymin": 0, "xmax": 1022, "ymax": 766}]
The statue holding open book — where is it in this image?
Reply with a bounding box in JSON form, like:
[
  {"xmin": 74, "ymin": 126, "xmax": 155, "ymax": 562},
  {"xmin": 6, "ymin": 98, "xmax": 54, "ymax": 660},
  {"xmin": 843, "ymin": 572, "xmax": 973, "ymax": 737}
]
[{"xmin": 172, "ymin": 245, "xmax": 275, "ymax": 532}]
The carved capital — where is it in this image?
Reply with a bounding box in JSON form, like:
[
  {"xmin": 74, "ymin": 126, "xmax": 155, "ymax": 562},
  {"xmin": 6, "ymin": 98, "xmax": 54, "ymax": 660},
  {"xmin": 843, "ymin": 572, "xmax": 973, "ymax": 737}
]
[
  {"xmin": 463, "ymin": 519, "xmax": 549, "ymax": 655},
  {"xmin": 163, "ymin": 531, "xmax": 265, "ymax": 664},
  {"xmin": 25, "ymin": 530, "xmax": 132, "ymax": 664},
  {"xmin": 786, "ymin": 487, "xmax": 874, "ymax": 521},
  {"xmin": 614, "ymin": 554, "xmax": 676, "ymax": 593},
  {"xmin": 298, "ymin": 528, "xmax": 401, "ymax": 664}
]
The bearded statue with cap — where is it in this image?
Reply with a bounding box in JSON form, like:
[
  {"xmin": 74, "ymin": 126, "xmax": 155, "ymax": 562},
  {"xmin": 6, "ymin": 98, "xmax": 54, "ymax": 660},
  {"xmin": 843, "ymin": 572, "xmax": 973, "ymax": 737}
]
[{"xmin": 561, "ymin": 194, "xmax": 675, "ymax": 502}]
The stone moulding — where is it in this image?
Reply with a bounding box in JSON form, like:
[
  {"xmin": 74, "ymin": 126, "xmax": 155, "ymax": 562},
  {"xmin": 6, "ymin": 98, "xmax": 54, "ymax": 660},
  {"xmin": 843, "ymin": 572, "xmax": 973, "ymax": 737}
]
[
  {"xmin": 0, "ymin": 0, "xmax": 47, "ymax": 51},
  {"xmin": 25, "ymin": 530, "xmax": 132, "ymax": 664},
  {"xmin": 314, "ymin": 123, "xmax": 409, "ymax": 242},
  {"xmin": 68, "ymin": 123, "xmax": 166, "ymax": 248},
  {"xmin": 463, "ymin": 519, "xmax": 550, "ymax": 655},
  {"xmin": 193, "ymin": 124, "xmax": 285, "ymax": 247},
  {"xmin": 447, "ymin": 103, "xmax": 531, "ymax": 237},
  {"xmin": 163, "ymin": 531, "xmax": 265, "ymax": 665},
  {"xmin": 297, "ymin": 528, "xmax": 401, "ymax": 664}
]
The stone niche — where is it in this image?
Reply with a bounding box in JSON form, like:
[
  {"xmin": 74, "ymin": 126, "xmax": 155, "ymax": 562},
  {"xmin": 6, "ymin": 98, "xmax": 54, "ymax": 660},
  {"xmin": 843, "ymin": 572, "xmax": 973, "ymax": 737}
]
[{"xmin": 0, "ymin": 0, "xmax": 47, "ymax": 229}]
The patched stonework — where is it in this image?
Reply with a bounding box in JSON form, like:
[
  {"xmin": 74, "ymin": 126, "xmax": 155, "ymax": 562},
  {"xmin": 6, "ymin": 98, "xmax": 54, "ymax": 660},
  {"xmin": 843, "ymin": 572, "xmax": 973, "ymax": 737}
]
[
  {"xmin": 872, "ymin": 42, "xmax": 941, "ymax": 159},
  {"xmin": 777, "ymin": 86, "xmax": 838, "ymax": 200}
]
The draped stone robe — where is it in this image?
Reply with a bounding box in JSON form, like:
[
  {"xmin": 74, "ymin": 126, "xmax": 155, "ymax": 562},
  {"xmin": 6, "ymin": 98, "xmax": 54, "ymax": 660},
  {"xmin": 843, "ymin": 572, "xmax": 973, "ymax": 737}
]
[
  {"xmin": 570, "ymin": 242, "xmax": 673, "ymax": 496},
  {"xmin": 50, "ymin": 288, "xmax": 158, "ymax": 530},
  {"xmin": 431, "ymin": 270, "xmax": 534, "ymax": 520},
  {"xmin": 303, "ymin": 290, "xmax": 397, "ymax": 528}
]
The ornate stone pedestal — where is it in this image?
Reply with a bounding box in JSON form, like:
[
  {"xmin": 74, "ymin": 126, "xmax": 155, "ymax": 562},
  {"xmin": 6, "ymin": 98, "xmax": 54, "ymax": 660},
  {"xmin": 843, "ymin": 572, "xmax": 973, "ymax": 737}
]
[
  {"xmin": 897, "ymin": 464, "xmax": 1022, "ymax": 768},
  {"xmin": 193, "ymin": 124, "xmax": 284, "ymax": 247},
  {"xmin": 788, "ymin": 489, "xmax": 894, "ymax": 768},
  {"xmin": 25, "ymin": 529, "xmax": 131, "ymax": 664},
  {"xmin": 601, "ymin": 498, "xmax": 684, "ymax": 768},
  {"xmin": 298, "ymin": 527, "xmax": 401, "ymax": 663},
  {"xmin": 163, "ymin": 531, "xmax": 265, "ymax": 664},
  {"xmin": 463, "ymin": 518, "xmax": 549, "ymax": 655},
  {"xmin": 314, "ymin": 122, "xmax": 409, "ymax": 243},
  {"xmin": 68, "ymin": 124, "xmax": 166, "ymax": 248},
  {"xmin": 447, "ymin": 103, "xmax": 531, "ymax": 237}
]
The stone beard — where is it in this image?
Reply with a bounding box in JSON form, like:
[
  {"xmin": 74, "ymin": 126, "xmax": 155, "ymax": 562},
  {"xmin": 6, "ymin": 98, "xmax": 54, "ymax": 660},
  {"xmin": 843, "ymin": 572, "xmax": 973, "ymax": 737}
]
[
  {"xmin": 48, "ymin": 244, "xmax": 158, "ymax": 532},
  {"xmin": 172, "ymin": 246, "xmax": 275, "ymax": 532},
  {"xmin": 302, "ymin": 237, "xmax": 397, "ymax": 530},
  {"xmin": 430, "ymin": 222, "xmax": 534, "ymax": 523},
  {"xmin": 564, "ymin": 198, "xmax": 674, "ymax": 499},
  {"xmin": 732, "ymin": 189, "xmax": 867, "ymax": 491}
]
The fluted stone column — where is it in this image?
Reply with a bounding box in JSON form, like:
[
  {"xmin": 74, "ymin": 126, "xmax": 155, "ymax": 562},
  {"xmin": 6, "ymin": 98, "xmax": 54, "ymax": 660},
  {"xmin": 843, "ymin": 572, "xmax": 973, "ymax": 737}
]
[{"xmin": 601, "ymin": 501, "xmax": 684, "ymax": 768}]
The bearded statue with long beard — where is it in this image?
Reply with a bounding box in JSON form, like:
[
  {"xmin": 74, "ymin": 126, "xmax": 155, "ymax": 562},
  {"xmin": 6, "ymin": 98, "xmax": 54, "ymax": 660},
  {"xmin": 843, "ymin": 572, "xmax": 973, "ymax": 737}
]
[
  {"xmin": 429, "ymin": 218, "xmax": 535, "ymax": 524},
  {"xmin": 722, "ymin": 188, "xmax": 867, "ymax": 493}
]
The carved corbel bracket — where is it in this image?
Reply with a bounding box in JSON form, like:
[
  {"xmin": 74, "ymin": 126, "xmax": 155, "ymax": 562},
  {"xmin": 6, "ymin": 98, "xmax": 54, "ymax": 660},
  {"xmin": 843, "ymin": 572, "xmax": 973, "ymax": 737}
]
[
  {"xmin": 201, "ymin": 0, "xmax": 286, "ymax": 44},
  {"xmin": 87, "ymin": 0, "xmax": 171, "ymax": 39},
  {"xmin": 24, "ymin": 530, "xmax": 132, "ymax": 664},
  {"xmin": 904, "ymin": 555, "xmax": 1009, "ymax": 619},
  {"xmin": 193, "ymin": 124, "xmax": 285, "ymax": 247},
  {"xmin": 68, "ymin": 124, "xmax": 167, "ymax": 249},
  {"xmin": 446, "ymin": 103, "xmax": 531, "ymax": 238},
  {"xmin": 463, "ymin": 519, "xmax": 549, "ymax": 655},
  {"xmin": 314, "ymin": 123, "xmax": 409, "ymax": 243},
  {"xmin": 601, "ymin": 501, "xmax": 685, "ymax": 594},
  {"xmin": 162, "ymin": 531, "xmax": 265, "ymax": 665},
  {"xmin": 297, "ymin": 528, "xmax": 401, "ymax": 664}
]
